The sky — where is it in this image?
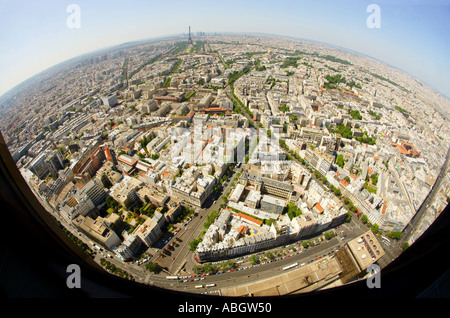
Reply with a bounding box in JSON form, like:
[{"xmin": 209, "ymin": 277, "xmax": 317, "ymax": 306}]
[{"xmin": 0, "ymin": 0, "xmax": 449, "ymax": 98}]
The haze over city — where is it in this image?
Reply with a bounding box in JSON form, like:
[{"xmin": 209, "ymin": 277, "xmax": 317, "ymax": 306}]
[{"xmin": 0, "ymin": 0, "xmax": 449, "ymax": 100}]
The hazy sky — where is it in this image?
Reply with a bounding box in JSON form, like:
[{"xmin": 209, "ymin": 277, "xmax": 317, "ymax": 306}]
[{"xmin": 0, "ymin": 0, "xmax": 449, "ymax": 98}]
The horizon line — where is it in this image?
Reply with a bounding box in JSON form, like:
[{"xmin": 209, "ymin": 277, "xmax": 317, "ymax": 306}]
[{"xmin": 1, "ymin": 30, "xmax": 449, "ymax": 103}]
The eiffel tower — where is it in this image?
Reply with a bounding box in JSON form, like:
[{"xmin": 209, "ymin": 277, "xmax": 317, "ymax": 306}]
[{"xmin": 187, "ymin": 26, "xmax": 194, "ymax": 46}]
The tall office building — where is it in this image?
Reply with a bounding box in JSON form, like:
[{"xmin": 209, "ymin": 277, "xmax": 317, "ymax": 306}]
[
  {"xmin": 29, "ymin": 152, "xmax": 50, "ymax": 180},
  {"xmin": 79, "ymin": 179, "xmax": 106, "ymax": 208},
  {"xmin": 46, "ymin": 150, "xmax": 64, "ymax": 178},
  {"xmin": 28, "ymin": 149, "xmax": 64, "ymax": 180},
  {"xmin": 101, "ymin": 93, "xmax": 118, "ymax": 108}
]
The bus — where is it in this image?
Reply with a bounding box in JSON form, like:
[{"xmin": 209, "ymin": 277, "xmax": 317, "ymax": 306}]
[
  {"xmin": 205, "ymin": 283, "xmax": 216, "ymax": 287},
  {"xmin": 166, "ymin": 276, "xmax": 178, "ymax": 280},
  {"xmin": 282, "ymin": 263, "xmax": 299, "ymax": 271},
  {"xmin": 195, "ymin": 285, "xmax": 203, "ymax": 289},
  {"xmin": 381, "ymin": 236, "xmax": 391, "ymax": 246}
]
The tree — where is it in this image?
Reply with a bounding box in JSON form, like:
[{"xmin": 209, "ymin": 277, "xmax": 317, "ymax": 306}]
[
  {"xmin": 371, "ymin": 173, "xmax": 379, "ymax": 185},
  {"xmin": 223, "ymin": 260, "xmax": 236, "ymax": 271},
  {"xmin": 203, "ymin": 263, "xmax": 214, "ymax": 274},
  {"xmin": 324, "ymin": 74, "xmax": 346, "ymax": 88},
  {"xmin": 349, "ymin": 109, "xmax": 362, "ymax": 120},
  {"xmin": 106, "ymin": 195, "xmax": 119, "ymax": 209},
  {"xmin": 345, "ymin": 211, "xmax": 352, "ymax": 223},
  {"xmin": 330, "ymin": 124, "xmax": 353, "ymax": 139},
  {"xmin": 265, "ymin": 252, "xmax": 274, "ymax": 260},
  {"xmin": 336, "ymin": 154, "xmax": 345, "ymax": 168},
  {"xmin": 368, "ymin": 110, "xmax": 381, "ymax": 120},
  {"xmin": 334, "ymin": 187, "xmax": 341, "ymax": 197},
  {"xmin": 193, "ymin": 265, "xmax": 204, "ymax": 275},
  {"xmin": 279, "ymin": 104, "xmax": 289, "ymax": 113},
  {"xmin": 280, "ymin": 57, "xmax": 300, "ymax": 68},
  {"xmin": 263, "ymin": 218, "xmax": 276, "ymax": 226},
  {"xmin": 285, "ymin": 202, "xmax": 302, "ymax": 217},
  {"xmin": 387, "ymin": 231, "xmax": 402, "ymax": 240},
  {"xmin": 361, "ymin": 214, "xmax": 368, "ymax": 224},
  {"xmin": 145, "ymin": 262, "xmax": 160, "ymax": 273},
  {"xmin": 189, "ymin": 238, "xmax": 202, "ymax": 252},
  {"xmin": 371, "ymin": 223, "xmax": 379, "ymax": 234},
  {"xmin": 249, "ymin": 255, "xmax": 259, "ymax": 265}
]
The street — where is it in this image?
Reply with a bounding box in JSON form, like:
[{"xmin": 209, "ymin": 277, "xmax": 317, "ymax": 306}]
[
  {"xmin": 29, "ymin": 146, "xmax": 406, "ymax": 294},
  {"xmin": 145, "ymin": 166, "xmax": 244, "ymax": 275},
  {"xmin": 401, "ymin": 145, "xmax": 450, "ymax": 244},
  {"xmin": 164, "ymin": 217, "xmax": 370, "ymax": 293}
]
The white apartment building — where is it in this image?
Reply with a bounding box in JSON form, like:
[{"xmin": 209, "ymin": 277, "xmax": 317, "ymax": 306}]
[
  {"xmin": 59, "ymin": 194, "xmax": 95, "ymax": 224},
  {"xmin": 110, "ymin": 175, "xmax": 143, "ymax": 209},
  {"xmin": 79, "ymin": 179, "xmax": 107, "ymax": 208}
]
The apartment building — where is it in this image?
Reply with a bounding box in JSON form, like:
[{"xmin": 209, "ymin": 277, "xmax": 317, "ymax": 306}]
[
  {"xmin": 195, "ymin": 199, "xmax": 347, "ymax": 263},
  {"xmin": 239, "ymin": 172, "xmax": 294, "ymax": 201},
  {"xmin": 136, "ymin": 186, "xmax": 169, "ymax": 207},
  {"xmin": 170, "ymin": 168, "xmax": 215, "ymax": 207},
  {"xmin": 110, "ymin": 175, "xmax": 143, "ymax": 209},
  {"xmin": 73, "ymin": 214, "xmax": 122, "ymax": 250},
  {"xmin": 260, "ymin": 194, "xmax": 286, "ymax": 214},
  {"xmin": 114, "ymin": 235, "xmax": 142, "ymax": 261},
  {"xmin": 133, "ymin": 213, "xmax": 163, "ymax": 247},
  {"xmin": 304, "ymin": 147, "xmax": 333, "ymax": 177},
  {"xmin": 78, "ymin": 179, "xmax": 107, "ymax": 208},
  {"xmin": 59, "ymin": 193, "xmax": 95, "ymax": 224}
]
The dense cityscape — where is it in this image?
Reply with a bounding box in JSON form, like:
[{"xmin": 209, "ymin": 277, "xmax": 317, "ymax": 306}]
[{"xmin": 0, "ymin": 31, "xmax": 449, "ymax": 296}]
